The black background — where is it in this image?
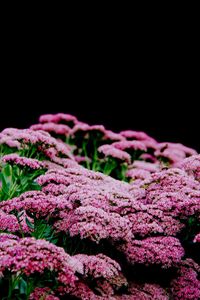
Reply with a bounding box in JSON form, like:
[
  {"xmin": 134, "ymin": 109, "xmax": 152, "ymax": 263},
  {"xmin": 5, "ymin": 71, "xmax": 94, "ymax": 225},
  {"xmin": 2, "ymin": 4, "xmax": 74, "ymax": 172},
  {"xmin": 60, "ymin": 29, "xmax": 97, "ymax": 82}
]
[{"xmin": 1, "ymin": 21, "xmax": 199, "ymax": 152}]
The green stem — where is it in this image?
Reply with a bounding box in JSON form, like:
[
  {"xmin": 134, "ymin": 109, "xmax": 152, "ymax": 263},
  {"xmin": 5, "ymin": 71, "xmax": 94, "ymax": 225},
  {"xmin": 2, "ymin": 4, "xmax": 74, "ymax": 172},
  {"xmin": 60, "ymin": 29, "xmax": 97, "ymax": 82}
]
[
  {"xmin": 103, "ymin": 158, "xmax": 117, "ymax": 175},
  {"xmin": 120, "ymin": 163, "xmax": 128, "ymax": 181},
  {"xmin": 92, "ymin": 139, "xmax": 98, "ymax": 171},
  {"xmin": 26, "ymin": 278, "xmax": 35, "ymax": 299},
  {"xmin": 82, "ymin": 140, "xmax": 90, "ymax": 169},
  {"xmin": 8, "ymin": 274, "xmax": 21, "ymax": 300},
  {"xmin": 8, "ymin": 181, "xmax": 19, "ymax": 199}
]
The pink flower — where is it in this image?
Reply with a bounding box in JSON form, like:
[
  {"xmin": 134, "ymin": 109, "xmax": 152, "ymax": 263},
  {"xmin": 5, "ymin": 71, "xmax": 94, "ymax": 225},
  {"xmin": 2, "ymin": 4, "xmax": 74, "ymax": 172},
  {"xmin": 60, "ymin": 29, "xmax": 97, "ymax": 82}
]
[
  {"xmin": 130, "ymin": 160, "xmax": 160, "ymax": 172},
  {"xmin": 75, "ymin": 155, "xmax": 92, "ymax": 164},
  {"xmin": 0, "ymin": 237, "xmax": 79, "ymax": 286},
  {"xmin": 73, "ymin": 253, "xmax": 121, "ymax": 280},
  {"xmin": 55, "ymin": 205, "xmax": 132, "ymax": 243},
  {"xmin": 116, "ymin": 282, "xmax": 169, "ymax": 300},
  {"xmin": 170, "ymin": 262, "xmax": 200, "ymax": 299},
  {"xmin": 31, "ymin": 122, "xmax": 71, "ymax": 136},
  {"xmin": 70, "ymin": 123, "xmax": 106, "ymax": 139},
  {"xmin": 126, "ymin": 169, "xmax": 151, "ymax": 180},
  {"xmin": 0, "ymin": 210, "xmax": 29, "ymax": 233},
  {"xmin": 155, "ymin": 142, "xmax": 197, "ymax": 164},
  {"xmin": 39, "ymin": 113, "xmax": 78, "ymax": 127},
  {"xmin": 177, "ymin": 154, "xmax": 200, "ymax": 181},
  {"xmin": 112, "ymin": 140, "xmax": 147, "ymax": 152},
  {"xmin": 0, "ymin": 191, "xmax": 73, "ymax": 218},
  {"xmin": 0, "ymin": 233, "xmax": 19, "ymax": 242},
  {"xmin": 98, "ymin": 144, "xmax": 131, "ymax": 163},
  {"xmin": 30, "ymin": 287, "xmax": 59, "ymax": 300},
  {"xmin": 118, "ymin": 236, "xmax": 184, "ymax": 268},
  {"xmin": 193, "ymin": 233, "xmax": 200, "ymax": 243},
  {"xmin": 2, "ymin": 154, "xmax": 45, "ymax": 169},
  {"xmin": 0, "ymin": 128, "xmax": 74, "ymax": 161},
  {"xmin": 126, "ymin": 207, "xmax": 184, "ymax": 237},
  {"xmin": 140, "ymin": 153, "xmax": 157, "ymax": 162},
  {"xmin": 103, "ymin": 130, "xmax": 125, "ymax": 141},
  {"xmin": 120, "ymin": 130, "xmax": 156, "ymax": 142},
  {"xmin": 65, "ymin": 281, "xmax": 100, "ymax": 300}
]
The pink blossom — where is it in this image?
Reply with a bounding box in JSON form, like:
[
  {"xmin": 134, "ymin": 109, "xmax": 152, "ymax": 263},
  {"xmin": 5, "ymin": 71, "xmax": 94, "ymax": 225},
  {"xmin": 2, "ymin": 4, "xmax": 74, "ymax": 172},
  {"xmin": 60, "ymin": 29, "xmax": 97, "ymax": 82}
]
[
  {"xmin": 66, "ymin": 281, "xmax": 101, "ymax": 300},
  {"xmin": 75, "ymin": 155, "xmax": 92, "ymax": 164},
  {"xmin": 39, "ymin": 113, "xmax": 78, "ymax": 126},
  {"xmin": 98, "ymin": 144, "xmax": 131, "ymax": 163},
  {"xmin": 30, "ymin": 287, "xmax": 59, "ymax": 300},
  {"xmin": 0, "ymin": 191, "xmax": 73, "ymax": 218},
  {"xmin": 31, "ymin": 122, "xmax": 71, "ymax": 136},
  {"xmin": 126, "ymin": 207, "xmax": 184, "ymax": 237},
  {"xmin": 170, "ymin": 263, "xmax": 200, "ymax": 299},
  {"xmin": 138, "ymin": 168, "xmax": 200, "ymax": 219},
  {"xmin": 71, "ymin": 123, "xmax": 106, "ymax": 138},
  {"xmin": 118, "ymin": 237, "xmax": 184, "ymax": 268},
  {"xmin": 155, "ymin": 142, "xmax": 197, "ymax": 164},
  {"xmin": 120, "ymin": 130, "xmax": 156, "ymax": 142},
  {"xmin": 0, "ymin": 210, "xmax": 29, "ymax": 233},
  {"xmin": 126, "ymin": 169, "xmax": 151, "ymax": 180},
  {"xmin": 73, "ymin": 253, "xmax": 121, "ymax": 280},
  {"xmin": 0, "ymin": 128, "xmax": 74, "ymax": 161},
  {"xmin": 141, "ymin": 168, "xmax": 200, "ymax": 196},
  {"xmin": 0, "ymin": 233, "xmax": 19, "ymax": 242},
  {"xmin": 55, "ymin": 205, "xmax": 132, "ymax": 243},
  {"xmin": 48, "ymin": 157, "xmax": 79, "ymax": 169},
  {"xmin": 112, "ymin": 140, "xmax": 147, "ymax": 152},
  {"xmin": 103, "ymin": 130, "xmax": 125, "ymax": 141},
  {"xmin": 130, "ymin": 160, "xmax": 160, "ymax": 172},
  {"xmin": 177, "ymin": 154, "xmax": 200, "ymax": 181},
  {"xmin": 193, "ymin": 233, "xmax": 200, "ymax": 243},
  {"xmin": 2, "ymin": 154, "xmax": 45, "ymax": 169},
  {"xmin": 115, "ymin": 282, "xmax": 169, "ymax": 300},
  {"xmin": 0, "ymin": 237, "xmax": 79, "ymax": 286},
  {"xmin": 140, "ymin": 153, "xmax": 157, "ymax": 162},
  {"xmin": 0, "ymin": 135, "xmax": 21, "ymax": 148}
]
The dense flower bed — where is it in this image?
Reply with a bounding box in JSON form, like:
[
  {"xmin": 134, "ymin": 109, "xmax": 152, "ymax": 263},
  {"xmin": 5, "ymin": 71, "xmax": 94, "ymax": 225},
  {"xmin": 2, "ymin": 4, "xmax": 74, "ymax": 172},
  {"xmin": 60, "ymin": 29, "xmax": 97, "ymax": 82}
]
[{"xmin": 0, "ymin": 113, "xmax": 199, "ymax": 299}]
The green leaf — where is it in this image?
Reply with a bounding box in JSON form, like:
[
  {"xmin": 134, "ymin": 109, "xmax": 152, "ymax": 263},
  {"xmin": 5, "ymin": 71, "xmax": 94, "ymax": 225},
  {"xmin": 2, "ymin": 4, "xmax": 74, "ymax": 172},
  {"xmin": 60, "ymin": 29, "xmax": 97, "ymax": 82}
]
[
  {"xmin": 19, "ymin": 278, "xmax": 27, "ymax": 294},
  {"xmin": 3, "ymin": 164, "xmax": 12, "ymax": 177},
  {"xmin": 25, "ymin": 217, "xmax": 34, "ymax": 230}
]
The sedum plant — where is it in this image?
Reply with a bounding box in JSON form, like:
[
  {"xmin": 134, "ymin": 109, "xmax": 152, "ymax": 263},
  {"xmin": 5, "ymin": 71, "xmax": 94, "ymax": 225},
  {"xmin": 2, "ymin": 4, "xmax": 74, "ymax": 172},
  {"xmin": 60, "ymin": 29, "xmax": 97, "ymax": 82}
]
[{"xmin": 0, "ymin": 113, "xmax": 199, "ymax": 299}]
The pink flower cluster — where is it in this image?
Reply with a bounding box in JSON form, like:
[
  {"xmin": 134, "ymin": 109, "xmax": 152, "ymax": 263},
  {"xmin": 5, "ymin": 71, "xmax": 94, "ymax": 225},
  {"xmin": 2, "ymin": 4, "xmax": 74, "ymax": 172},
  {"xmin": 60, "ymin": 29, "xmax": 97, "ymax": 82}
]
[
  {"xmin": 193, "ymin": 233, "xmax": 200, "ymax": 243},
  {"xmin": 98, "ymin": 144, "xmax": 131, "ymax": 163},
  {"xmin": 73, "ymin": 253, "xmax": 121, "ymax": 280},
  {"xmin": 55, "ymin": 205, "xmax": 132, "ymax": 243},
  {"xmin": 0, "ymin": 237, "xmax": 79, "ymax": 285},
  {"xmin": 155, "ymin": 142, "xmax": 197, "ymax": 164},
  {"xmin": 116, "ymin": 282, "xmax": 169, "ymax": 300},
  {"xmin": 27, "ymin": 113, "xmax": 199, "ymax": 181},
  {"xmin": 2, "ymin": 153, "xmax": 45, "ymax": 169},
  {"xmin": 30, "ymin": 122, "xmax": 71, "ymax": 136},
  {"xmin": 0, "ymin": 190, "xmax": 73, "ymax": 219},
  {"xmin": 0, "ymin": 233, "xmax": 19, "ymax": 242},
  {"xmin": 0, "ymin": 210, "xmax": 29, "ymax": 233},
  {"xmin": 39, "ymin": 113, "xmax": 78, "ymax": 126},
  {"xmin": 118, "ymin": 236, "xmax": 184, "ymax": 268},
  {"xmin": 177, "ymin": 154, "xmax": 200, "ymax": 181},
  {"xmin": 120, "ymin": 130, "xmax": 157, "ymax": 142},
  {"xmin": 170, "ymin": 260, "xmax": 200, "ymax": 300},
  {"xmin": 0, "ymin": 128, "xmax": 73, "ymax": 162},
  {"xmin": 112, "ymin": 140, "xmax": 147, "ymax": 152},
  {"xmin": 30, "ymin": 287, "xmax": 59, "ymax": 300}
]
